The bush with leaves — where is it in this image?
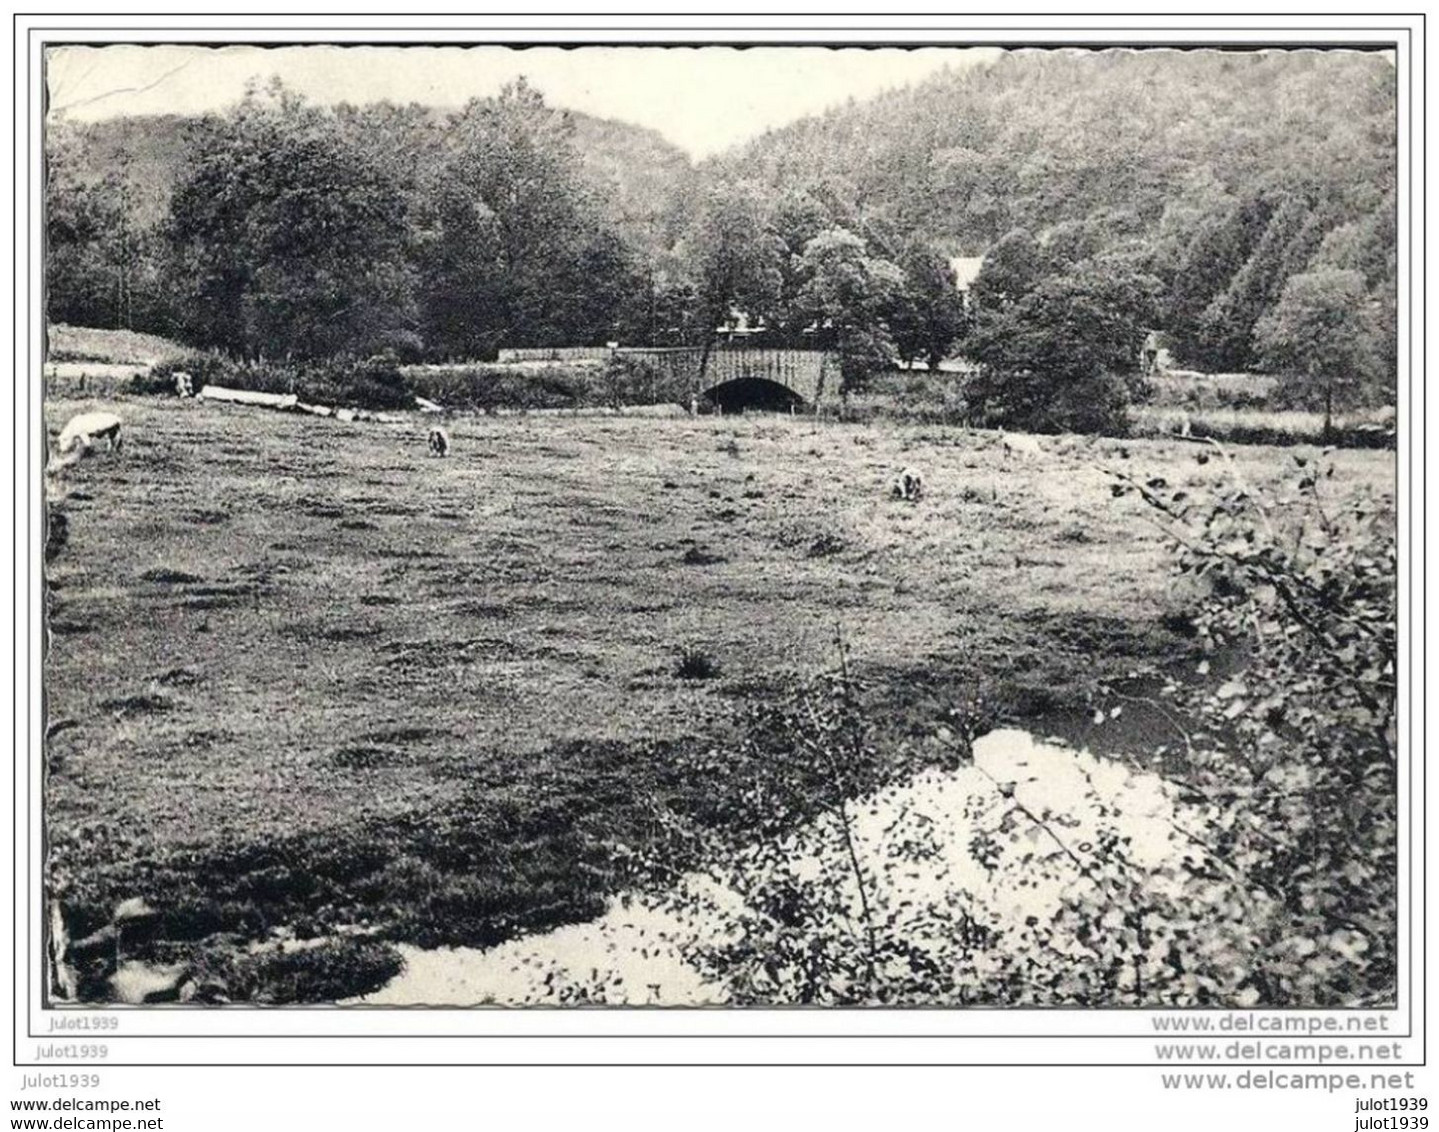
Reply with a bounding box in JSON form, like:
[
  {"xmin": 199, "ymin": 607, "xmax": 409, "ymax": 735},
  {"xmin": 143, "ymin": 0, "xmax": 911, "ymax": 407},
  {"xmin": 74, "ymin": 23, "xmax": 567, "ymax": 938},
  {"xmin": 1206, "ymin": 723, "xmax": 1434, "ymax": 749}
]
[
  {"xmin": 965, "ymin": 256, "xmax": 1160, "ymax": 434},
  {"xmin": 610, "ymin": 642, "xmax": 1004, "ymax": 1007},
  {"xmin": 597, "ymin": 353, "xmax": 674, "ymax": 408},
  {"xmin": 1100, "ymin": 442, "xmax": 1396, "ymax": 1005},
  {"xmin": 795, "ymin": 228, "xmax": 905, "ymax": 401}
]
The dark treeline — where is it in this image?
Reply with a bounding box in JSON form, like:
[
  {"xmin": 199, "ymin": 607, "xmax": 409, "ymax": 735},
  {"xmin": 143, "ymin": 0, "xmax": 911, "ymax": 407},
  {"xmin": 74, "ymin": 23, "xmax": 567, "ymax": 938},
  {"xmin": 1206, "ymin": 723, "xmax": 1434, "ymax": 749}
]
[
  {"xmin": 46, "ymin": 50, "xmax": 1396, "ymax": 427},
  {"xmin": 49, "ymin": 79, "xmax": 684, "ymax": 361}
]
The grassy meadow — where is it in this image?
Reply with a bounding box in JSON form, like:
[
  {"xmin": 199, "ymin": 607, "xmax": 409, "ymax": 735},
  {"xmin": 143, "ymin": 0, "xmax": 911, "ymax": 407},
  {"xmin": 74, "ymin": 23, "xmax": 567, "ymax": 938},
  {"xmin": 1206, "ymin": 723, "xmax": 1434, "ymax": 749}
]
[{"xmin": 42, "ymin": 394, "xmax": 1395, "ymax": 998}]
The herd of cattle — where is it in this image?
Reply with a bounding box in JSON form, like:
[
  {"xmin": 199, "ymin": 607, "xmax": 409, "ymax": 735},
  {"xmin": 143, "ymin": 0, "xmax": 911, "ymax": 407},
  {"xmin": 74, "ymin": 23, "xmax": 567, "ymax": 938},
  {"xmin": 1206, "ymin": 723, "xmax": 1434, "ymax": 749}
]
[{"xmin": 43, "ymin": 399, "xmax": 977, "ymax": 506}]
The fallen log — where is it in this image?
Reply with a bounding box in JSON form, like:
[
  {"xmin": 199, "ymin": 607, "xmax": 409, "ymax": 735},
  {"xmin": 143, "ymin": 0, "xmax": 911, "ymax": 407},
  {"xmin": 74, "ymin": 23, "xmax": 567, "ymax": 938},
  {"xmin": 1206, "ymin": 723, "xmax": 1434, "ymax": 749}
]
[{"xmin": 198, "ymin": 385, "xmax": 299, "ymax": 411}]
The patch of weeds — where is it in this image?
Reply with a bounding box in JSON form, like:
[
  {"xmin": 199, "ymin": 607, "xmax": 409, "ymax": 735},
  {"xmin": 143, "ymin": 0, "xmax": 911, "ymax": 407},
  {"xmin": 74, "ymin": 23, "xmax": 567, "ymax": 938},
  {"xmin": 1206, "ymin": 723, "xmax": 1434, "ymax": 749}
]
[
  {"xmin": 49, "ymin": 619, "xmax": 95, "ymax": 635},
  {"xmin": 329, "ymin": 745, "xmax": 416, "ymax": 771},
  {"xmin": 284, "ymin": 623, "xmax": 380, "ymax": 643},
  {"xmin": 805, "ymin": 532, "xmax": 847, "ymax": 559},
  {"xmin": 185, "ymin": 510, "xmax": 230, "ymax": 526},
  {"xmin": 183, "ymin": 595, "xmax": 248, "ymax": 611},
  {"xmin": 154, "ymin": 667, "xmax": 203, "ymax": 687},
  {"xmin": 180, "ymin": 583, "xmax": 263, "ymax": 611},
  {"xmin": 100, "ymin": 693, "xmax": 175, "ymax": 717},
  {"xmin": 190, "ymin": 583, "xmax": 261, "ymax": 598},
  {"xmin": 1159, "ymin": 610, "xmax": 1199, "ymax": 639},
  {"xmin": 181, "ymin": 729, "xmax": 233, "ymax": 750},
  {"xmin": 141, "ymin": 568, "xmax": 203, "ymax": 585},
  {"xmin": 451, "ymin": 599, "xmax": 511, "ymax": 620},
  {"xmin": 375, "ymin": 548, "xmax": 442, "ymax": 560},
  {"xmin": 681, "ymin": 545, "xmax": 727, "ymax": 566},
  {"xmin": 235, "ymin": 939, "xmax": 404, "ymax": 1004},
  {"xmin": 675, "ymin": 648, "xmax": 721, "ymax": 681},
  {"xmin": 377, "ymin": 638, "xmax": 484, "ymax": 672},
  {"xmin": 338, "ymin": 519, "xmax": 379, "ymax": 531},
  {"xmin": 361, "ymin": 726, "xmax": 452, "ymax": 745},
  {"xmin": 359, "ymin": 594, "xmax": 401, "ymax": 607}
]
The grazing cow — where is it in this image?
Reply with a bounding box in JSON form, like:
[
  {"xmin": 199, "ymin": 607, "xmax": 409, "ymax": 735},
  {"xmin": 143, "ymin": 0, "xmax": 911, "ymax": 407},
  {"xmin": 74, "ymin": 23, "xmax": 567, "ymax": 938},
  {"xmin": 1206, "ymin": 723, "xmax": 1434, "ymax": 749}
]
[
  {"xmin": 47, "ymin": 411, "xmax": 123, "ymax": 474},
  {"xmin": 428, "ymin": 426, "xmax": 451, "ymax": 457},
  {"xmin": 892, "ymin": 466, "xmax": 924, "ymax": 502},
  {"xmin": 999, "ymin": 429, "xmax": 1043, "ymax": 459}
]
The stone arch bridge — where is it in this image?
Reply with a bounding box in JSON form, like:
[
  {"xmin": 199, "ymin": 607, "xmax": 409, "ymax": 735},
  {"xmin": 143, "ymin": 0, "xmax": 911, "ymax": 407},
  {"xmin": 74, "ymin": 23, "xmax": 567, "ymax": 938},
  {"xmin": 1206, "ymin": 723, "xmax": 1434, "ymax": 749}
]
[{"xmin": 621, "ymin": 346, "xmax": 837, "ymax": 412}]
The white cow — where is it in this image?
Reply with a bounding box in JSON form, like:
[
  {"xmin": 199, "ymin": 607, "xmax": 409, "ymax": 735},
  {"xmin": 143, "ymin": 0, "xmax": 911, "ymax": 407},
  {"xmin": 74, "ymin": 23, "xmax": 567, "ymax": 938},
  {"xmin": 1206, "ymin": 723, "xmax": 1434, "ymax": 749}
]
[
  {"xmin": 999, "ymin": 429, "xmax": 1044, "ymax": 459},
  {"xmin": 47, "ymin": 411, "xmax": 123, "ymax": 474},
  {"xmin": 892, "ymin": 466, "xmax": 924, "ymax": 502}
]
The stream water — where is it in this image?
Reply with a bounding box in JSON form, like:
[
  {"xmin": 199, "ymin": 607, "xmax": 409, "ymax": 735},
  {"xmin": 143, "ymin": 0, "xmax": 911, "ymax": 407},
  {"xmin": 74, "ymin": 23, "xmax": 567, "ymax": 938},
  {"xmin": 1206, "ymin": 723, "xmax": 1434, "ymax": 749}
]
[{"xmin": 354, "ymin": 727, "xmax": 1213, "ymax": 1006}]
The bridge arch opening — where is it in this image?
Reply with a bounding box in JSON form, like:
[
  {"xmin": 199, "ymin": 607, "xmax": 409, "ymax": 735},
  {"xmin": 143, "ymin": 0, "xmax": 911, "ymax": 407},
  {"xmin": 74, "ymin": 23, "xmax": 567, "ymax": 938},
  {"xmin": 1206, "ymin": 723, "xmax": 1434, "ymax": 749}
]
[{"xmin": 702, "ymin": 377, "xmax": 806, "ymax": 414}]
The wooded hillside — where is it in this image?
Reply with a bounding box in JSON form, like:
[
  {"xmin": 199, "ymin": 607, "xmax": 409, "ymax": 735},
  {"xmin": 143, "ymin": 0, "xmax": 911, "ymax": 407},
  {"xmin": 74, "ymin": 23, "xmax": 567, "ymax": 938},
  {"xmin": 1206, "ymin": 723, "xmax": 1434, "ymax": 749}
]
[{"xmin": 46, "ymin": 49, "xmax": 1396, "ymax": 403}]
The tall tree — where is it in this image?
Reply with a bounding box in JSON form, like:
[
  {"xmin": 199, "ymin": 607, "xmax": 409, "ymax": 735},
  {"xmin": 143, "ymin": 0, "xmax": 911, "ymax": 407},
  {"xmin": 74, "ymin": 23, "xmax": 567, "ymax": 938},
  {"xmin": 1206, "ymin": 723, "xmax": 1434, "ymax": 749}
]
[
  {"xmin": 966, "ymin": 257, "xmax": 1160, "ymax": 433},
  {"xmin": 968, "ymin": 228, "xmax": 1049, "ymax": 313},
  {"xmin": 46, "ymin": 127, "xmax": 169, "ymax": 332},
  {"xmin": 796, "ymin": 227, "xmax": 905, "ymax": 399},
  {"xmin": 888, "ymin": 240, "xmax": 969, "ymax": 371},
  {"xmin": 168, "ymin": 81, "xmax": 418, "ymax": 359},
  {"xmin": 687, "ymin": 181, "xmax": 786, "ymax": 374},
  {"xmin": 1192, "ymin": 193, "xmax": 1329, "ymax": 372},
  {"xmin": 1254, "ymin": 269, "xmax": 1379, "ymax": 437},
  {"xmin": 420, "ymin": 79, "xmax": 637, "ymax": 354}
]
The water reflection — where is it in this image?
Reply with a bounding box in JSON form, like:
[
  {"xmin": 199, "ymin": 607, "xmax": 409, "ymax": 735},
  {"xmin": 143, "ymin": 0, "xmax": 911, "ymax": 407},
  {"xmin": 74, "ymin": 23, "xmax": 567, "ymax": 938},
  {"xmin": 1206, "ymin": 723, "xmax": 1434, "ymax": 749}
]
[{"xmin": 356, "ymin": 728, "xmax": 1209, "ymax": 1007}]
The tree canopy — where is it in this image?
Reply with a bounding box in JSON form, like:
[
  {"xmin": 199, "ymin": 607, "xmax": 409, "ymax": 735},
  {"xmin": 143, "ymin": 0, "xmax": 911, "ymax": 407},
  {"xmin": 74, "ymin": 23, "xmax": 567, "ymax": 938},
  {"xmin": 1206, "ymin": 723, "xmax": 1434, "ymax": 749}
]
[
  {"xmin": 46, "ymin": 49, "xmax": 1395, "ymax": 403},
  {"xmin": 966, "ymin": 255, "xmax": 1161, "ymax": 433},
  {"xmin": 167, "ymin": 82, "xmax": 419, "ymax": 359},
  {"xmin": 1254, "ymin": 268, "xmax": 1380, "ymax": 434}
]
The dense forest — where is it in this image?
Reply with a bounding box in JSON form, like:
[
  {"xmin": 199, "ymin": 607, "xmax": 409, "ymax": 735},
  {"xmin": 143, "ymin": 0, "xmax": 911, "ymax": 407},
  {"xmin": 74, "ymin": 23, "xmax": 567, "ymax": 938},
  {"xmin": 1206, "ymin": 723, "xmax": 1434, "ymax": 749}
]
[{"xmin": 46, "ymin": 48, "xmax": 1397, "ymax": 427}]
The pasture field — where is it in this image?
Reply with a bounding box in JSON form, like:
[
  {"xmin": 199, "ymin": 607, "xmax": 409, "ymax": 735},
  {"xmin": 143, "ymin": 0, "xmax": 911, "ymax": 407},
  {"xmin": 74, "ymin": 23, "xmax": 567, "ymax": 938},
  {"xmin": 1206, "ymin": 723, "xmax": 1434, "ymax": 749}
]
[
  {"xmin": 47, "ymin": 324, "xmax": 190, "ymax": 366},
  {"xmin": 42, "ymin": 396, "xmax": 1396, "ymax": 999}
]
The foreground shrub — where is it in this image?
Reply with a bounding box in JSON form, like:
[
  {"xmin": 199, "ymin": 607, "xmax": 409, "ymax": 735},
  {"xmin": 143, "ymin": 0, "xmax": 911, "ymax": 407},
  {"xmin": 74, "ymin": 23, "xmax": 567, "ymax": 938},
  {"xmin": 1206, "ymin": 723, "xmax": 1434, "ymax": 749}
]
[
  {"xmin": 1101, "ymin": 444, "xmax": 1395, "ymax": 1005},
  {"xmin": 675, "ymin": 648, "xmax": 721, "ymax": 682}
]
